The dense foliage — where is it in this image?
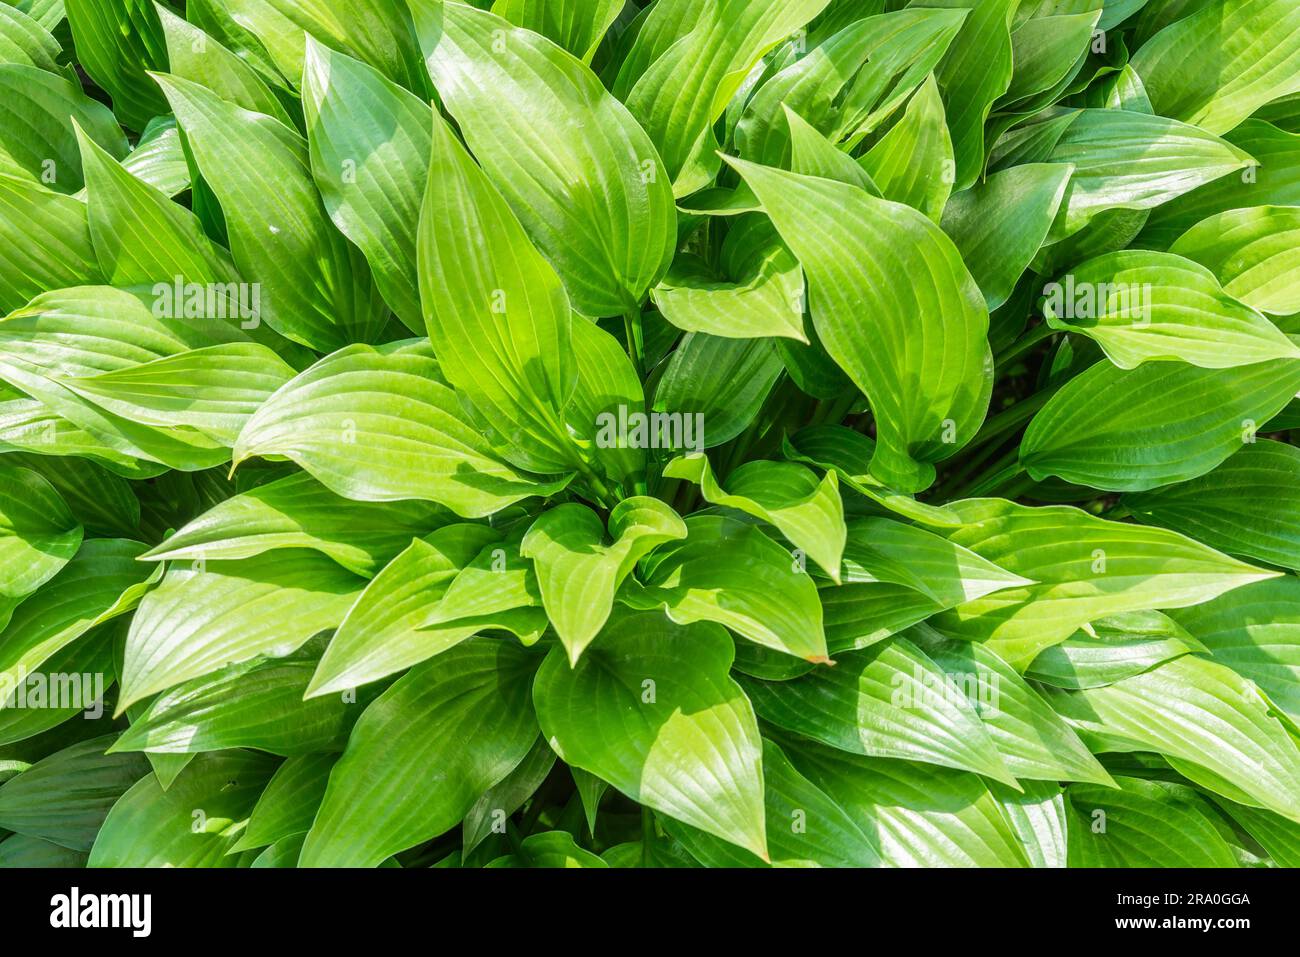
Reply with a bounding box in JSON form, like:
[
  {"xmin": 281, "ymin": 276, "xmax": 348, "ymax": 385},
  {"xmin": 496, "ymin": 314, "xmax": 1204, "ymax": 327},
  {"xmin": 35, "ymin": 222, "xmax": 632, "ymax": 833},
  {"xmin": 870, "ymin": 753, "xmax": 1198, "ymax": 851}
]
[{"xmin": 1, "ymin": 0, "xmax": 1300, "ymax": 869}]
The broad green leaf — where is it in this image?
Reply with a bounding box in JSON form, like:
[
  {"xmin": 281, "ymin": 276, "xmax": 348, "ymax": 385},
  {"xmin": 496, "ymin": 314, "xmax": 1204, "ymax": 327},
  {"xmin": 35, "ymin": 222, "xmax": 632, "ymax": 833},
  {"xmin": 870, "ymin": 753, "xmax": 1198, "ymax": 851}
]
[
  {"xmin": 141, "ymin": 471, "xmax": 448, "ymax": 577},
  {"xmin": 910, "ymin": 0, "xmax": 1018, "ymax": 191},
  {"xmin": 1065, "ymin": 776, "xmax": 1239, "ymax": 867},
  {"xmin": 784, "ymin": 106, "xmax": 881, "ymax": 194},
  {"xmin": 305, "ymin": 524, "xmax": 538, "ymax": 697},
  {"xmin": 9, "ymin": 451, "xmax": 140, "ymax": 538},
  {"xmin": 1041, "ymin": 250, "xmax": 1300, "ymax": 368},
  {"xmin": 156, "ymin": 4, "xmax": 298, "ymax": 129},
  {"xmin": 1046, "ymin": 653, "xmax": 1300, "ymax": 821},
  {"xmin": 0, "ymin": 62, "xmax": 126, "ymax": 192},
  {"xmin": 566, "ymin": 316, "xmax": 646, "ymax": 489},
  {"xmin": 626, "ymin": 514, "xmax": 829, "ymax": 661},
  {"xmin": 1170, "ymin": 205, "xmax": 1300, "ymax": 315},
  {"xmin": 1213, "ymin": 796, "xmax": 1300, "ymax": 867},
  {"xmin": 231, "ymin": 752, "xmax": 334, "ymax": 852},
  {"xmin": 1126, "ymin": 441, "xmax": 1300, "ymax": 570},
  {"xmin": 416, "ymin": 111, "xmax": 579, "ymax": 473},
  {"xmin": 1026, "ymin": 610, "xmax": 1206, "ymax": 690},
  {"xmin": 1001, "ymin": 9, "xmax": 1099, "ymax": 106},
  {"xmin": 664, "ymin": 454, "xmax": 845, "ymax": 581},
  {"xmin": 651, "ymin": 216, "xmax": 807, "ymax": 342},
  {"xmin": 0, "ymin": 625, "xmax": 115, "ymax": 748},
  {"xmin": 521, "ymin": 499, "xmax": 686, "ymax": 664},
  {"xmin": 1046, "ymin": 108, "xmax": 1256, "ymax": 238},
  {"xmin": 859, "ymin": 73, "xmax": 953, "ymax": 221},
  {"xmin": 1022, "ymin": 358, "xmax": 1300, "ymax": 490},
  {"xmin": 651, "ymin": 334, "xmax": 784, "ymax": 450},
  {"xmin": 1168, "ymin": 576, "xmax": 1300, "ymax": 722},
  {"xmin": 993, "ymin": 778, "xmax": 1067, "ymax": 868},
  {"xmin": 64, "ymin": 342, "xmax": 299, "ymax": 445},
  {"xmin": 491, "ymin": 0, "xmax": 622, "ymax": 62},
  {"xmin": 87, "ymin": 750, "xmax": 278, "ymax": 867},
  {"xmin": 0, "ymin": 735, "xmax": 148, "ymax": 850},
  {"xmin": 728, "ymin": 157, "xmax": 991, "ymax": 492},
  {"xmin": 302, "ymin": 37, "xmax": 430, "ymax": 334},
  {"xmin": 739, "ymin": 635, "xmax": 1018, "ymax": 785},
  {"xmin": 911, "ymin": 627, "xmax": 1113, "ymax": 784},
  {"xmin": 0, "ymin": 538, "xmax": 155, "ymax": 689},
  {"xmin": 0, "ymin": 3, "xmax": 66, "ymax": 75},
  {"xmin": 775, "ymin": 732, "xmax": 1032, "ymax": 866},
  {"xmin": 941, "ymin": 163, "xmax": 1074, "ymax": 310},
  {"xmin": 734, "ymin": 9, "xmax": 965, "ymax": 167},
  {"xmin": 154, "ymin": 71, "xmax": 387, "ymax": 351},
  {"xmin": 660, "ymin": 738, "xmax": 882, "ymax": 867},
  {"xmin": 1131, "ymin": 0, "xmax": 1300, "ymax": 135},
  {"xmin": 419, "ymin": 1, "xmax": 676, "ymax": 317},
  {"xmin": 0, "ymin": 172, "xmax": 102, "ymax": 312},
  {"xmin": 110, "ymin": 652, "xmax": 368, "ymax": 756},
  {"xmin": 1140, "ymin": 120, "xmax": 1300, "ymax": 249},
  {"xmin": 462, "ymin": 734, "xmax": 556, "ymax": 856},
  {"xmin": 118, "ymin": 115, "xmax": 191, "ymax": 198},
  {"xmin": 0, "ymin": 461, "xmax": 81, "ymax": 599},
  {"xmin": 301, "ymin": 638, "xmax": 542, "ymax": 868},
  {"xmin": 533, "ymin": 608, "xmax": 769, "ymax": 860},
  {"xmin": 930, "ymin": 497, "xmax": 1279, "ymax": 667},
  {"xmin": 233, "ymin": 344, "xmax": 572, "ymax": 517},
  {"xmin": 618, "ymin": 0, "xmax": 832, "ymax": 194},
  {"xmin": 64, "ymin": 0, "xmax": 166, "ymax": 131},
  {"xmin": 0, "ymin": 833, "xmax": 88, "ymax": 867},
  {"xmin": 118, "ymin": 549, "xmax": 366, "ymax": 711}
]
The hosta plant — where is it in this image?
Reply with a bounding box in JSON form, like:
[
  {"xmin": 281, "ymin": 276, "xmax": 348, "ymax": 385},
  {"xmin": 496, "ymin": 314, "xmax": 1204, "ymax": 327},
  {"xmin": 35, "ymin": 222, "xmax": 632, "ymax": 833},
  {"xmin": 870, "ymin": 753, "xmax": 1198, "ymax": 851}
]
[{"xmin": 2, "ymin": 0, "xmax": 1300, "ymax": 870}]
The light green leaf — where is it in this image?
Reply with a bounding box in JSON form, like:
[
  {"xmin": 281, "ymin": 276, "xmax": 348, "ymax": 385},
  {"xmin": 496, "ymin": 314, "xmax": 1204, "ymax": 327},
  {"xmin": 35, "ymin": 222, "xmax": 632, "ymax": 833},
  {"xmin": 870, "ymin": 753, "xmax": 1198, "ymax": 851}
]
[
  {"xmin": 859, "ymin": 73, "xmax": 953, "ymax": 221},
  {"xmin": 301, "ymin": 637, "xmax": 542, "ymax": 867},
  {"xmin": 1025, "ymin": 610, "xmax": 1206, "ymax": 690},
  {"xmin": 231, "ymin": 752, "xmax": 334, "ymax": 852},
  {"xmin": 0, "ymin": 460, "xmax": 81, "ymax": 600},
  {"xmin": 491, "ymin": 0, "xmax": 622, "ymax": 62},
  {"xmin": 64, "ymin": 0, "xmax": 167, "ymax": 131},
  {"xmin": 521, "ymin": 498, "xmax": 686, "ymax": 664},
  {"xmin": 1022, "ymin": 358, "xmax": 1300, "ymax": 490},
  {"xmin": 0, "ymin": 172, "xmax": 102, "ymax": 313},
  {"xmin": 533, "ymin": 608, "xmax": 769, "ymax": 860},
  {"xmin": 1170, "ymin": 205, "xmax": 1300, "ymax": 316},
  {"xmin": 119, "ymin": 549, "xmax": 365, "ymax": 712},
  {"xmin": 651, "ymin": 333, "xmax": 784, "ymax": 450},
  {"xmin": 233, "ymin": 344, "xmax": 572, "ymax": 517},
  {"xmin": 726, "ymin": 157, "xmax": 991, "ymax": 492},
  {"xmin": 1042, "ymin": 250, "xmax": 1300, "ymax": 368}
]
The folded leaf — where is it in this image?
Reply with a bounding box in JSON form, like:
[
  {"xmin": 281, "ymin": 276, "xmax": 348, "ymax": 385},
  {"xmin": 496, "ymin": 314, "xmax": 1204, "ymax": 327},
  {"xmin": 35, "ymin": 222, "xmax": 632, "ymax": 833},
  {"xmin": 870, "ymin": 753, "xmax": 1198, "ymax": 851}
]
[
  {"xmin": 0, "ymin": 461, "xmax": 81, "ymax": 600},
  {"xmin": 1169, "ymin": 205, "xmax": 1300, "ymax": 316}
]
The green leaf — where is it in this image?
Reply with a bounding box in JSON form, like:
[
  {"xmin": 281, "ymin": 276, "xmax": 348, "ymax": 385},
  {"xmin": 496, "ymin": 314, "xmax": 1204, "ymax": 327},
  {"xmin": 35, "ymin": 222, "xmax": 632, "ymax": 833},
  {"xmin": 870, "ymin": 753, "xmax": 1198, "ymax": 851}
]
[
  {"xmin": 1046, "ymin": 108, "xmax": 1256, "ymax": 239},
  {"xmin": 487, "ymin": 830, "xmax": 607, "ymax": 868},
  {"xmin": 233, "ymin": 344, "xmax": 572, "ymax": 517},
  {"xmin": 726, "ymin": 157, "xmax": 991, "ymax": 493},
  {"xmin": 1001, "ymin": 9, "xmax": 1099, "ymax": 106},
  {"xmin": 1041, "ymin": 250, "xmax": 1300, "ymax": 369},
  {"xmin": 87, "ymin": 750, "xmax": 278, "ymax": 866},
  {"xmin": 533, "ymin": 608, "xmax": 769, "ymax": 860},
  {"xmin": 231, "ymin": 752, "xmax": 334, "ymax": 852},
  {"xmin": 1126, "ymin": 441, "xmax": 1300, "ymax": 570},
  {"xmin": 617, "ymin": 0, "xmax": 831, "ymax": 194},
  {"xmin": 1131, "ymin": 0, "xmax": 1300, "ymax": 136},
  {"xmin": 910, "ymin": 0, "xmax": 1018, "ymax": 191},
  {"xmin": 0, "ymin": 172, "xmax": 102, "ymax": 312},
  {"xmin": 118, "ymin": 549, "xmax": 365, "ymax": 712},
  {"xmin": 739, "ymin": 635, "xmax": 1018, "ymax": 785},
  {"xmin": 664, "ymin": 454, "xmax": 845, "ymax": 581},
  {"xmin": 0, "ymin": 460, "xmax": 82, "ymax": 600},
  {"xmin": 306, "ymin": 524, "xmax": 537, "ymax": 697},
  {"xmin": 419, "ymin": 1, "xmax": 676, "ymax": 317},
  {"xmin": 491, "ymin": 0, "xmax": 622, "ymax": 62},
  {"xmin": 64, "ymin": 0, "xmax": 167, "ymax": 131},
  {"xmin": 930, "ymin": 497, "xmax": 1279, "ymax": 667},
  {"xmin": 1022, "ymin": 358, "xmax": 1300, "ymax": 490},
  {"xmin": 301, "ymin": 637, "xmax": 542, "ymax": 867},
  {"xmin": 1169, "ymin": 205, "xmax": 1300, "ymax": 316},
  {"xmin": 660, "ymin": 738, "xmax": 882, "ymax": 867},
  {"xmin": 521, "ymin": 499, "xmax": 686, "ymax": 664},
  {"xmin": 0, "ymin": 63, "xmax": 127, "ymax": 191},
  {"xmin": 461, "ymin": 734, "xmax": 556, "ymax": 856},
  {"xmin": 0, "ymin": 538, "xmax": 156, "ymax": 688},
  {"xmin": 774, "ymin": 731, "xmax": 1032, "ymax": 866},
  {"xmin": 651, "ymin": 334, "xmax": 784, "ymax": 449},
  {"xmin": 302, "ymin": 37, "xmax": 430, "ymax": 334},
  {"xmin": 993, "ymin": 778, "xmax": 1068, "ymax": 869},
  {"xmin": 0, "ymin": 3, "xmax": 68, "ymax": 76},
  {"xmin": 1046, "ymin": 653, "xmax": 1300, "ymax": 822},
  {"xmin": 1025, "ymin": 610, "xmax": 1206, "ymax": 690},
  {"xmin": 153, "ymin": 71, "xmax": 387, "ymax": 351},
  {"xmin": 0, "ymin": 735, "xmax": 149, "ymax": 850},
  {"xmin": 941, "ymin": 163, "xmax": 1074, "ymax": 310},
  {"xmin": 784, "ymin": 106, "xmax": 881, "ymax": 195},
  {"xmin": 1065, "ymin": 776, "xmax": 1240, "ymax": 867},
  {"xmin": 111, "ymin": 651, "xmax": 368, "ymax": 756},
  {"xmin": 626, "ymin": 514, "xmax": 829, "ymax": 662},
  {"xmin": 1167, "ymin": 576, "xmax": 1300, "ymax": 722},
  {"xmin": 858, "ymin": 73, "xmax": 953, "ymax": 221},
  {"xmin": 416, "ymin": 110, "xmax": 580, "ymax": 473},
  {"xmin": 1213, "ymin": 796, "xmax": 1300, "ymax": 867}
]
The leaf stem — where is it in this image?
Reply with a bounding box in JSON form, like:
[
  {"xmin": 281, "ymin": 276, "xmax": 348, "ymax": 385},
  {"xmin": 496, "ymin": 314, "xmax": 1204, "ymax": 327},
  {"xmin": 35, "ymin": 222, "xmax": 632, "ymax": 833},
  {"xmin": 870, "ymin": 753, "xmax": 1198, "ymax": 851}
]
[
  {"xmin": 994, "ymin": 323, "xmax": 1057, "ymax": 371},
  {"xmin": 623, "ymin": 308, "xmax": 645, "ymax": 378}
]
